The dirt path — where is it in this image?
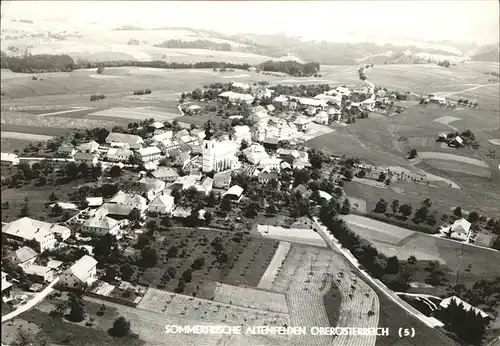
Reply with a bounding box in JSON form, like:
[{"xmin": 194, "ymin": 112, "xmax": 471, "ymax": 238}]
[
  {"xmin": 440, "ymin": 83, "xmax": 495, "ymax": 98},
  {"xmin": 257, "ymin": 241, "xmax": 291, "ymax": 290}
]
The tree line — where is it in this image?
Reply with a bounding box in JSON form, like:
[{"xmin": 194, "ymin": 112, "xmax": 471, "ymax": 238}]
[
  {"xmin": 77, "ymin": 60, "xmax": 252, "ymax": 71},
  {"xmin": 154, "ymin": 39, "xmax": 232, "ymax": 51},
  {"xmin": 258, "ymin": 60, "xmax": 320, "ymax": 77},
  {"xmin": 0, "ymin": 52, "xmax": 75, "ymax": 73}
]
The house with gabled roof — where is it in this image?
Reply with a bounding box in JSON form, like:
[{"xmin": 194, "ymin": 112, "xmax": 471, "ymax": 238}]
[
  {"xmin": 76, "ymin": 141, "xmax": 99, "ymax": 153},
  {"xmin": 151, "ymin": 166, "xmax": 179, "ymax": 183},
  {"xmin": 147, "ymin": 193, "xmax": 175, "ymax": 215},
  {"xmin": 109, "ymin": 191, "xmax": 147, "ymax": 211},
  {"xmin": 6, "ymin": 246, "xmax": 38, "ymax": 270},
  {"xmin": 2, "ymin": 217, "xmax": 62, "ymax": 252},
  {"xmin": 106, "ymin": 132, "xmax": 144, "ymax": 150},
  {"xmin": 60, "ymin": 255, "xmax": 98, "ymax": 289}
]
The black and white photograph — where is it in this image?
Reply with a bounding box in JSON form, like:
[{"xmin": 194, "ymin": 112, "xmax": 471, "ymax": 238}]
[{"xmin": 1, "ymin": 1, "xmax": 499, "ymax": 345}]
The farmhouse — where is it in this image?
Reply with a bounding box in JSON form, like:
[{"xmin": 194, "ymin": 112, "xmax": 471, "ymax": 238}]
[
  {"xmin": 231, "ymin": 82, "xmax": 250, "ymax": 90},
  {"xmin": 86, "ymin": 197, "xmax": 103, "ymax": 208},
  {"xmin": 74, "ymin": 152, "xmax": 99, "ymax": 166},
  {"xmin": 151, "ymin": 166, "xmax": 179, "ymax": 182},
  {"xmin": 213, "ymin": 171, "xmax": 232, "ymax": 189},
  {"xmin": 136, "ymin": 146, "xmax": 162, "ymax": 164},
  {"xmin": 106, "ymin": 133, "xmax": 144, "ymax": 150},
  {"xmin": 294, "ymin": 116, "xmax": 312, "ymax": 131},
  {"xmin": 157, "ymin": 139, "xmax": 179, "ymax": 155},
  {"xmin": 314, "ymin": 111, "xmax": 329, "ymax": 125},
  {"xmin": 258, "ymin": 157, "xmax": 282, "ymax": 171},
  {"xmin": 60, "ymin": 255, "xmax": 98, "ymax": 289},
  {"xmin": 151, "ymin": 131, "xmax": 173, "ymax": 142},
  {"xmin": 452, "ymin": 136, "xmax": 464, "ymax": 147},
  {"xmin": 243, "ymin": 143, "xmax": 269, "ymax": 165},
  {"xmin": 202, "ymin": 139, "xmax": 240, "ymax": 173},
  {"xmin": 147, "ymin": 194, "xmax": 175, "ymax": 215},
  {"xmin": 1, "ymin": 152, "xmax": 20, "ymax": 166},
  {"xmin": 5, "ymin": 246, "xmax": 38, "ymax": 270},
  {"xmin": 138, "ymin": 177, "xmax": 166, "ymax": 201},
  {"xmin": 273, "ymin": 95, "xmax": 289, "ymax": 106},
  {"xmin": 336, "ymin": 86, "xmax": 351, "ymax": 96},
  {"xmin": 2, "ymin": 217, "xmax": 62, "ymax": 252},
  {"xmin": 170, "ymin": 175, "xmax": 199, "ymax": 191},
  {"xmin": 82, "ymin": 214, "xmax": 120, "ymax": 236},
  {"xmin": 430, "ymin": 96, "xmax": 447, "ymax": 105},
  {"xmin": 173, "ymin": 151, "xmax": 191, "ymax": 168},
  {"xmin": 219, "ymin": 91, "xmax": 254, "ymax": 104},
  {"xmin": 150, "ymin": 121, "xmax": 165, "ymax": 130},
  {"xmin": 449, "ymin": 218, "xmax": 471, "ymax": 236},
  {"xmin": 57, "ymin": 144, "xmax": 76, "ymax": 158},
  {"xmin": 277, "ymin": 148, "xmax": 300, "ymax": 161},
  {"xmin": 194, "ymin": 177, "xmax": 214, "ymax": 195},
  {"xmin": 76, "ymin": 141, "xmax": 99, "ymax": 153},
  {"xmin": 361, "ymin": 98, "xmax": 375, "ymax": 111},
  {"xmin": 24, "ymin": 264, "xmax": 55, "ymax": 283},
  {"xmin": 223, "ymin": 185, "xmax": 244, "ymax": 200},
  {"xmin": 109, "ymin": 191, "xmax": 147, "ymax": 211},
  {"xmin": 298, "ymin": 98, "xmax": 328, "ymax": 110},
  {"xmin": 2, "ymin": 272, "xmax": 13, "ymax": 301},
  {"xmin": 106, "ymin": 148, "xmax": 133, "ymax": 162},
  {"xmin": 315, "ymin": 93, "xmax": 342, "ymax": 105},
  {"xmin": 185, "ymin": 104, "xmax": 202, "ymax": 115}
]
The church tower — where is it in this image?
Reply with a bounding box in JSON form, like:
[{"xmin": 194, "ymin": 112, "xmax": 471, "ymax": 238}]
[{"xmin": 202, "ymin": 140, "xmax": 215, "ymax": 172}]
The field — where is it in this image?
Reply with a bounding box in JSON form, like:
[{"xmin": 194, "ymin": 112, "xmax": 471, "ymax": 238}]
[
  {"xmin": 87, "ymin": 107, "xmax": 181, "ymax": 122},
  {"xmin": 0, "ymin": 131, "xmax": 54, "ymax": 141},
  {"xmin": 269, "ymin": 244, "xmax": 380, "ymax": 346},
  {"xmin": 342, "ymin": 215, "xmax": 500, "ymax": 288},
  {"xmin": 128, "ymin": 227, "xmax": 279, "ymax": 299}
]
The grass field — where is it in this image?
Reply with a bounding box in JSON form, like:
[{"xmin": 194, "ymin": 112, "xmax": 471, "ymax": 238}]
[
  {"xmin": 343, "ymin": 215, "xmax": 500, "ymax": 288},
  {"xmin": 87, "ymin": 107, "xmax": 181, "ymax": 122},
  {"xmin": 422, "ymin": 158, "xmax": 492, "ymax": 178}
]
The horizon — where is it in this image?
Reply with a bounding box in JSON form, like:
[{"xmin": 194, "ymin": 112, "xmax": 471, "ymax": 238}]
[{"xmin": 1, "ymin": 1, "xmax": 499, "ymax": 45}]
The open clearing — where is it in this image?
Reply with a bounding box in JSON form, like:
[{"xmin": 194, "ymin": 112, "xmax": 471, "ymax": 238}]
[
  {"xmin": 0, "ymin": 131, "xmax": 54, "ymax": 141},
  {"xmin": 213, "ymin": 283, "xmax": 289, "ymax": 313},
  {"xmin": 87, "ymin": 107, "xmax": 181, "ymax": 121},
  {"xmin": 433, "ymin": 115, "xmax": 461, "ymax": 126},
  {"xmin": 341, "ymin": 215, "xmax": 414, "ymax": 244},
  {"xmin": 423, "ymin": 159, "xmax": 492, "ymax": 178},
  {"xmin": 418, "ymin": 152, "xmax": 489, "ymax": 167}
]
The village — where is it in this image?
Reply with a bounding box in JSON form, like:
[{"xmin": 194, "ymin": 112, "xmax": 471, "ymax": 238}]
[{"xmin": 1, "ymin": 74, "xmax": 499, "ymax": 345}]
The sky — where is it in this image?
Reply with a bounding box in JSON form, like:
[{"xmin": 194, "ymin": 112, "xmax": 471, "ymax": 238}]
[{"xmin": 2, "ymin": 1, "xmax": 499, "ymax": 44}]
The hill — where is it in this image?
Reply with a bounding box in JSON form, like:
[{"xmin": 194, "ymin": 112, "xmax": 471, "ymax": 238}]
[{"xmin": 471, "ymin": 44, "xmax": 500, "ymax": 62}]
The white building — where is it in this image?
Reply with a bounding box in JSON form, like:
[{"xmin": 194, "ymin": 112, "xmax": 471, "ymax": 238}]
[
  {"xmin": 294, "ymin": 116, "xmax": 312, "ymax": 131},
  {"xmin": 106, "ymin": 133, "xmax": 144, "ymax": 150},
  {"xmin": 2, "ymin": 217, "xmax": 59, "ymax": 252},
  {"xmin": 151, "ymin": 131, "xmax": 173, "ymax": 143},
  {"xmin": 252, "ymin": 111, "xmax": 270, "ymax": 127},
  {"xmin": 223, "ymin": 185, "xmax": 244, "ymax": 200},
  {"xmin": 233, "ymin": 125, "xmax": 252, "ymax": 144},
  {"xmin": 24, "ymin": 264, "xmax": 55, "ymax": 283},
  {"xmin": 82, "ymin": 215, "xmax": 121, "ymax": 236},
  {"xmin": 74, "ymin": 152, "xmax": 99, "ymax": 166},
  {"xmin": 138, "ymin": 177, "xmax": 166, "ymax": 201},
  {"xmin": 449, "ymin": 218, "xmax": 471, "ymax": 236},
  {"xmin": 106, "ymin": 148, "xmax": 133, "ymax": 162},
  {"xmin": 219, "ymin": 91, "xmax": 254, "ymax": 104},
  {"xmin": 1, "ymin": 153, "xmax": 20, "ymax": 166},
  {"xmin": 57, "ymin": 145, "xmax": 76, "ymax": 157},
  {"xmin": 136, "ymin": 146, "xmax": 162, "ymax": 164},
  {"xmin": 109, "ymin": 191, "xmax": 148, "ymax": 211},
  {"xmin": 195, "ymin": 177, "xmax": 214, "ymax": 195},
  {"xmin": 7, "ymin": 246, "xmax": 38, "ymax": 270},
  {"xmin": 231, "ymin": 82, "xmax": 250, "ymax": 90},
  {"xmin": 60, "ymin": 255, "xmax": 98, "ymax": 289},
  {"xmin": 258, "ymin": 157, "xmax": 282, "ymax": 171},
  {"xmin": 298, "ymin": 98, "xmax": 328, "ymax": 110},
  {"xmin": 314, "ymin": 111, "xmax": 329, "ymax": 125},
  {"xmin": 243, "ymin": 143, "xmax": 269, "ymax": 165},
  {"xmin": 147, "ymin": 194, "xmax": 175, "ymax": 215},
  {"xmin": 213, "ymin": 171, "xmax": 232, "ymax": 189},
  {"xmin": 151, "ymin": 167, "xmax": 179, "ymax": 182},
  {"xmin": 157, "ymin": 139, "xmax": 179, "ymax": 155},
  {"xmin": 202, "ymin": 139, "xmax": 240, "ymax": 173},
  {"xmin": 76, "ymin": 141, "xmax": 99, "ymax": 153}
]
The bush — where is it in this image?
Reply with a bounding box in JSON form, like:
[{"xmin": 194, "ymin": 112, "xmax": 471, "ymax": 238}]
[{"xmin": 109, "ymin": 316, "xmax": 131, "ymax": 337}]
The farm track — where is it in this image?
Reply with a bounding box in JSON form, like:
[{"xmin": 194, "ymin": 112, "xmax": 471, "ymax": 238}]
[{"xmin": 257, "ymin": 241, "xmax": 291, "ymax": 290}]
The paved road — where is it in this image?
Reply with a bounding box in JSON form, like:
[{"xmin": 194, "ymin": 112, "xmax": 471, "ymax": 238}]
[{"xmin": 1, "ymin": 277, "xmax": 59, "ymax": 323}]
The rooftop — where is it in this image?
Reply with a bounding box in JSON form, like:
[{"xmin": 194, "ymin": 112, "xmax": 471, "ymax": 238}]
[
  {"xmin": 14, "ymin": 246, "xmax": 38, "ymax": 263},
  {"xmin": 137, "ymin": 146, "xmax": 161, "ymax": 156},
  {"xmin": 69, "ymin": 255, "xmax": 98, "ymax": 282},
  {"xmin": 224, "ymin": 185, "xmax": 244, "ymax": 197},
  {"xmin": 3, "ymin": 217, "xmax": 64, "ymax": 243}
]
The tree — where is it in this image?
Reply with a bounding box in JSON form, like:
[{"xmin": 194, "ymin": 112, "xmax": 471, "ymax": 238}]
[
  {"xmin": 220, "ymin": 197, "xmax": 231, "ymax": 212},
  {"xmin": 110, "ymin": 316, "xmax": 131, "ymax": 337},
  {"xmin": 51, "ymin": 203, "xmax": 63, "ymax": 216},
  {"xmin": 182, "ymin": 268, "xmax": 193, "ymax": 282},
  {"xmin": 65, "ymin": 162, "xmax": 79, "ymax": 181},
  {"xmin": 467, "ymin": 211, "xmax": 479, "ymax": 224},
  {"xmin": 407, "ymin": 255, "xmax": 417, "ymax": 265},
  {"xmin": 191, "ymin": 257, "xmax": 205, "ymax": 270},
  {"xmin": 391, "ymin": 200, "xmax": 400, "ymax": 215},
  {"xmin": 120, "ymin": 264, "xmax": 134, "ymax": 281},
  {"xmin": 110, "ymin": 165, "xmax": 122, "ymax": 178},
  {"xmin": 91, "ymin": 164, "xmax": 102, "ymax": 180},
  {"xmin": 377, "ymin": 172, "xmax": 386, "ymax": 182},
  {"xmin": 67, "ymin": 293, "xmax": 85, "ymax": 322},
  {"xmin": 20, "ymin": 202, "xmax": 29, "ymax": 217},
  {"xmin": 49, "ymin": 192, "xmax": 59, "ymax": 202},
  {"xmin": 374, "ymin": 199, "xmax": 388, "ymax": 213},
  {"xmin": 160, "ymin": 215, "xmax": 172, "ymax": 228},
  {"xmin": 128, "ymin": 208, "xmax": 142, "ymax": 224},
  {"xmin": 421, "ymin": 198, "xmax": 432, "ymax": 209},
  {"xmin": 399, "ymin": 204, "xmax": 413, "ymax": 219},
  {"xmin": 408, "ymin": 149, "xmax": 418, "ymax": 159},
  {"xmin": 104, "ymin": 266, "xmax": 117, "ymax": 282},
  {"xmin": 453, "ymin": 207, "xmax": 462, "ymax": 218},
  {"xmin": 267, "ymin": 202, "xmax": 278, "ymax": 215},
  {"xmin": 79, "ymin": 162, "xmax": 89, "ymax": 177},
  {"xmin": 12, "ymin": 329, "xmax": 34, "ymax": 346},
  {"xmin": 136, "ymin": 234, "xmax": 151, "ymax": 250},
  {"xmin": 343, "ymin": 169, "xmax": 353, "ymax": 181},
  {"xmin": 386, "ymin": 256, "xmax": 400, "ymax": 274},
  {"xmin": 340, "ymin": 199, "xmax": 351, "ymax": 215},
  {"xmin": 139, "ymin": 247, "xmax": 158, "ymax": 268}
]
